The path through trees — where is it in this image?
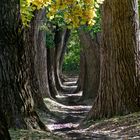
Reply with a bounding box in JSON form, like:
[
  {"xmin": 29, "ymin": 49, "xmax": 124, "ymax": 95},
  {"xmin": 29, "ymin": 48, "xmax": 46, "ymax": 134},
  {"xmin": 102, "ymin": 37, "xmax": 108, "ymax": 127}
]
[{"xmin": 0, "ymin": 0, "xmax": 140, "ymax": 139}]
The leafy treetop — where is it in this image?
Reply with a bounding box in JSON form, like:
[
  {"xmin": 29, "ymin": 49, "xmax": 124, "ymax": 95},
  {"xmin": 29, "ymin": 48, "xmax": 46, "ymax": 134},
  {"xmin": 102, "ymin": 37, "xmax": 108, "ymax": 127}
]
[{"xmin": 20, "ymin": 0, "xmax": 104, "ymax": 28}]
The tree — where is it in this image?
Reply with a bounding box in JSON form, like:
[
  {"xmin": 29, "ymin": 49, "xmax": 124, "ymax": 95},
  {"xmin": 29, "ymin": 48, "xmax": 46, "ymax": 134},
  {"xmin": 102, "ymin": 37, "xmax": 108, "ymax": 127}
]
[
  {"xmin": 21, "ymin": 0, "xmax": 104, "ymax": 28},
  {"xmin": 47, "ymin": 42, "xmax": 59, "ymax": 99},
  {"xmin": 78, "ymin": 31, "xmax": 100, "ymax": 102},
  {"xmin": 54, "ymin": 28, "xmax": 72, "ymax": 92},
  {"xmin": 0, "ymin": 111, "xmax": 11, "ymax": 140},
  {"xmin": 20, "ymin": 0, "xmax": 104, "ymax": 100},
  {"xmin": 47, "ymin": 27, "xmax": 71, "ymax": 99},
  {"xmin": 0, "ymin": 0, "xmax": 46, "ymax": 130},
  {"xmin": 33, "ymin": 10, "xmax": 51, "ymax": 98},
  {"xmin": 85, "ymin": 0, "xmax": 140, "ymax": 121},
  {"xmin": 25, "ymin": 9, "xmax": 51, "ymax": 111},
  {"xmin": 74, "ymin": 49, "xmax": 86, "ymax": 93}
]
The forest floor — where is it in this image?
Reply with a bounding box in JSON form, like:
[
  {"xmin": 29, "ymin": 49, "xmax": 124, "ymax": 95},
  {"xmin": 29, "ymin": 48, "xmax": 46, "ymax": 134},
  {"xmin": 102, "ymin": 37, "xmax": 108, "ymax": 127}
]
[{"xmin": 9, "ymin": 77, "xmax": 140, "ymax": 140}]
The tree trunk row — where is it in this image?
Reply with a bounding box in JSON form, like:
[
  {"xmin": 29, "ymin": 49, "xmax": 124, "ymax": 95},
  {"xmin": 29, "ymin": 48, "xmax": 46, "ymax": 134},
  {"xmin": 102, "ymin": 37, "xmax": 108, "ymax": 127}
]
[{"xmin": 47, "ymin": 27, "xmax": 72, "ymax": 98}]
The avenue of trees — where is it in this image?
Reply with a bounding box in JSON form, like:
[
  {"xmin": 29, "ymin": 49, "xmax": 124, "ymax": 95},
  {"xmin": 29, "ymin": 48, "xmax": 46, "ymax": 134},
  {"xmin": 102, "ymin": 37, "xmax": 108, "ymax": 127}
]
[{"xmin": 0, "ymin": 0, "xmax": 140, "ymax": 139}]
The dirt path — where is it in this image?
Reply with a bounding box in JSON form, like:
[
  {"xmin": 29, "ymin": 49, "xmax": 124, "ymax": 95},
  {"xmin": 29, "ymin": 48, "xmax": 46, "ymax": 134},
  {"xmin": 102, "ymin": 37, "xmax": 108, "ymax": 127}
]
[
  {"xmin": 10, "ymin": 77, "xmax": 140, "ymax": 139},
  {"xmin": 44, "ymin": 89, "xmax": 140, "ymax": 140},
  {"xmin": 10, "ymin": 92, "xmax": 140, "ymax": 140},
  {"xmin": 44, "ymin": 92, "xmax": 111, "ymax": 140}
]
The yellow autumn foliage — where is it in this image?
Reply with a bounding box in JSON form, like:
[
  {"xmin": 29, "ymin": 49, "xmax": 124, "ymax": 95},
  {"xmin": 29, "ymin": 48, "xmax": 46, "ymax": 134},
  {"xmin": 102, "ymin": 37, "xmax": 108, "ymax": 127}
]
[{"xmin": 21, "ymin": 0, "xmax": 104, "ymax": 27}]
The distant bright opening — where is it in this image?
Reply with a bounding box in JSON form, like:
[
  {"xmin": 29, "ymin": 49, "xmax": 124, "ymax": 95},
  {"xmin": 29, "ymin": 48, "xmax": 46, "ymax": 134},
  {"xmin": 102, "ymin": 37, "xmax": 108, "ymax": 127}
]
[{"xmin": 62, "ymin": 30, "xmax": 80, "ymax": 77}]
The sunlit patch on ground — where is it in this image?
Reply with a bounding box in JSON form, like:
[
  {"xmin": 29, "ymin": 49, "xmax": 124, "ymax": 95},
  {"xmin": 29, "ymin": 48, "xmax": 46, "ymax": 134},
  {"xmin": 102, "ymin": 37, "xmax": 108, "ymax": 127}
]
[
  {"xmin": 47, "ymin": 123, "xmax": 79, "ymax": 131},
  {"xmin": 63, "ymin": 81, "xmax": 77, "ymax": 86},
  {"xmin": 44, "ymin": 97, "xmax": 92, "ymax": 110},
  {"xmin": 56, "ymin": 91, "xmax": 82, "ymax": 99}
]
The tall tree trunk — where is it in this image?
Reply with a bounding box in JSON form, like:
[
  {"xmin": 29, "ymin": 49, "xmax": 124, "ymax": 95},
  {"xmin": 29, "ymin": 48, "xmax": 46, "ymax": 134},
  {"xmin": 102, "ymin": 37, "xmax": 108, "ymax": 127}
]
[
  {"xmin": 47, "ymin": 47, "xmax": 59, "ymax": 99},
  {"xmin": 74, "ymin": 50, "xmax": 86, "ymax": 93},
  {"xmin": 54, "ymin": 28, "xmax": 67, "ymax": 92},
  {"xmin": 0, "ymin": 112, "xmax": 11, "ymax": 140},
  {"xmin": 0, "ymin": 0, "xmax": 46, "ymax": 130},
  {"xmin": 34, "ymin": 10, "xmax": 51, "ymax": 98},
  {"xmin": 78, "ymin": 31, "xmax": 100, "ymax": 101},
  {"xmin": 25, "ymin": 9, "xmax": 50, "ymax": 112},
  {"xmin": 54, "ymin": 28, "xmax": 72, "ymax": 92},
  {"xmin": 59, "ymin": 30, "xmax": 71, "ymax": 79},
  {"xmin": 47, "ymin": 28, "xmax": 72, "ymax": 98},
  {"xmin": 86, "ymin": 0, "xmax": 140, "ymax": 121}
]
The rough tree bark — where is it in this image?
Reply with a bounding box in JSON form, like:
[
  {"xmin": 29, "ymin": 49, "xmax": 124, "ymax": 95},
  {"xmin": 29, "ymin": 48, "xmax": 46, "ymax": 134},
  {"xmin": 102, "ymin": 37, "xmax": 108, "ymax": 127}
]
[
  {"xmin": 0, "ymin": 0, "xmax": 46, "ymax": 130},
  {"xmin": 54, "ymin": 28, "xmax": 67, "ymax": 92},
  {"xmin": 0, "ymin": 111, "xmax": 11, "ymax": 140},
  {"xmin": 34, "ymin": 10, "xmax": 51, "ymax": 98},
  {"xmin": 47, "ymin": 47, "xmax": 59, "ymax": 99},
  {"xmin": 74, "ymin": 50, "xmax": 86, "ymax": 93},
  {"xmin": 86, "ymin": 0, "xmax": 140, "ymax": 121},
  {"xmin": 78, "ymin": 31, "xmax": 100, "ymax": 101},
  {"xmin": 47, "ymin": 28, "xmax": 72, "ymax": 98},
  {"xmin": 25, "ymin": 9, "xmax": 50, "ymax": 111},
  {"xmin": 59, "ymin": 30, "xmax": 71, "ymax": 80},
  {"xmin": 54, "ymin": 28, "xmax": 72, "ymax": 92}
]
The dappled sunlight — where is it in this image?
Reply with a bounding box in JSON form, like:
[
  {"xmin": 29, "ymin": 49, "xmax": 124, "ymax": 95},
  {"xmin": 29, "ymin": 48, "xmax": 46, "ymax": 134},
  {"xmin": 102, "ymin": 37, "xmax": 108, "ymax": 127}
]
[
  {"xmin": 40, "ymin": 93, "xmax": 111, "ymax": 139},
  {"xmin": 47, "ymin": 123, "xmax": 79, "ymax": 131},
  {"xmin": 2, "ymin": 0, "xmax": 140, "ymax": 140},
  {"xmin": 42, "ymin": 95, "xmax": 140, "ymax": 139},
  {"xmin": 56, "ymin": 91, "xmax": 83, "ymax": 98},
  {"xmin": 63, "ymin": 81, "xmax": 77, "ymax": 86},
  {"xmin": 83, "ymin": 112, "xmax": 140, "ymax": 139},
  {"xmin": 9, "ymin": 87, "xmax": 140, "ymax": 140},
  {"xmin": 44, "ymin": 98, "xmax": 92, "ymax": 110}
]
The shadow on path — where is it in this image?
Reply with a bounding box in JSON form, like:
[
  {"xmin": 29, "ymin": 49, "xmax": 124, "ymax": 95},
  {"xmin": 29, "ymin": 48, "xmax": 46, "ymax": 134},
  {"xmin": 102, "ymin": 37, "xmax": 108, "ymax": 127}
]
[{"xmin": 44, "ymin": 92, "xmax": 111, "ymax": 140}]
